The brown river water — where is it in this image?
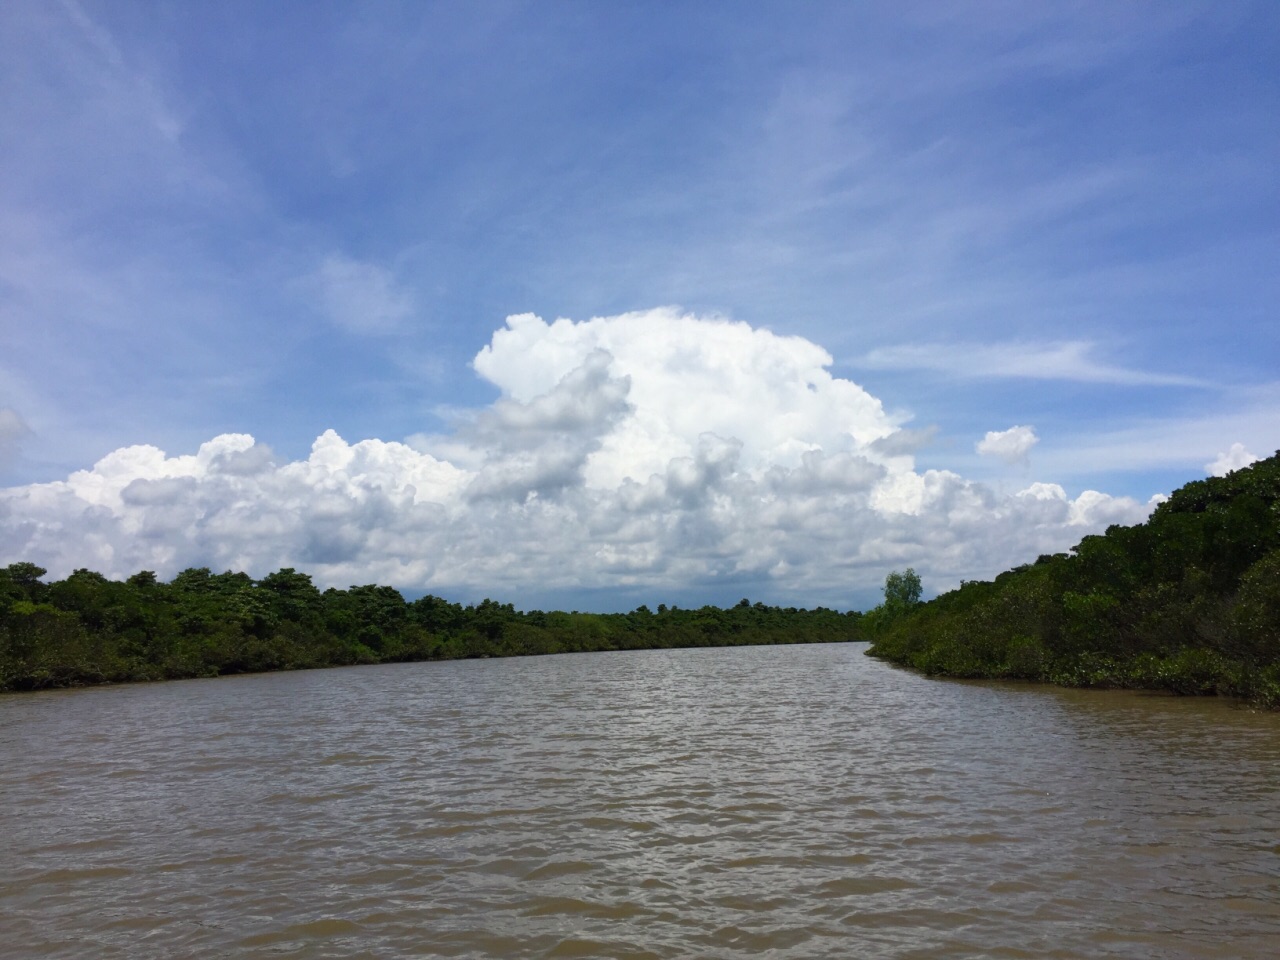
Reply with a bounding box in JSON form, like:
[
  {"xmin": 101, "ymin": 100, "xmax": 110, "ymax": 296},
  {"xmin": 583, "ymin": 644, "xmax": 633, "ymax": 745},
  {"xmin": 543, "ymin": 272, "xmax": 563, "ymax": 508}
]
[{"xmin": 2, "ymin": 642, "xmax": 1278, "ymax": 959}]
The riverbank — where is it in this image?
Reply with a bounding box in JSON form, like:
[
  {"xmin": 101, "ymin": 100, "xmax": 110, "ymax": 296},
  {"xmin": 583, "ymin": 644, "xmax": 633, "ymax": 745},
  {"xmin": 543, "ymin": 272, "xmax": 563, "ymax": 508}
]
[
  {"xmin": 863, "ymin": 452, "xmax": 1280, "ymax": 709},
  {"xmin": 865, "ymin": 642, "xmax": 1280, "ymax": 709},
  {"xmin": 0, "ymin": 562, "xmax": 860, "ymax": 694}
]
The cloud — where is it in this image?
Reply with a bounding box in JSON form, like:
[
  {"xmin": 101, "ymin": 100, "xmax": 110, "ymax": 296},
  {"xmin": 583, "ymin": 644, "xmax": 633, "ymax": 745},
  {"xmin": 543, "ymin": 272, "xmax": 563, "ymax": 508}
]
[
  {"xmin": 311, "ymin": 254, "xmax": 413, "ymax": 334},
  {"xmin": 1026, "ymin": 385, "xmax": 1280, "ymax": 480},
  {"xmin": 461, "ymin": 348, "xmax": 633, "ymax": 501},
  {"xmin": 857, "ymin": 341, "xmax": 1206, "ymax": 387},
  {"xmin": 977, "ymin": 425, "xmax": 1038, "ymax": 464},
  {"xmin": 0, "ymin": 407, "xmax": 32, "ymax": 470},
  {"xmin": 1205, "ymin": 442, "xmax": 1258, "ymax": 477},
  {"xmin": 0, "ymin": 311, "xmax": 1156, "ymax": 607},
  {"xmin": 469, "ymin": 308, "xmax": 902, "ymax": 487},
  {"xmin": 869, "ymin": 425, "xmax": 938, "ymax": 457}
]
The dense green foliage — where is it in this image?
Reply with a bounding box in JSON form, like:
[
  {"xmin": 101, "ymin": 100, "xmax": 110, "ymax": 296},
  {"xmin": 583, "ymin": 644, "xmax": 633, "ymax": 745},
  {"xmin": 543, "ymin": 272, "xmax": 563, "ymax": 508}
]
[
  {"xmin": 0, "ymin": 564, "xmax": 861, "ymax": 693},
  {"xmin": 867, "ymin": 453, "xmax": 1280, "ymax": 707},
  {"xmin": 859, "ymin": 567, "xmax": 922, "ymax": 637}
]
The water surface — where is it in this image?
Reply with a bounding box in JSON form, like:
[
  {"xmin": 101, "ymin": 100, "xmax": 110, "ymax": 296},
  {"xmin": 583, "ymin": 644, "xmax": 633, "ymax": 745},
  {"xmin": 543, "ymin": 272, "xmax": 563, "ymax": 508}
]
[{"xmin": 2, "ymin": 643, "xmax": 1278, "ymax": 958}]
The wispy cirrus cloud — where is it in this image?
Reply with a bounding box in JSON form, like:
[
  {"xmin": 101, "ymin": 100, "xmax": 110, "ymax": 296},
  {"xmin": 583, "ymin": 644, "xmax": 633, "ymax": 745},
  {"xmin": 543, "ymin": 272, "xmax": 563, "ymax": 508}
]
[
  {"xmin": 856, "ymin": 341, "xmax": 1208, "ymax": 388},
  {"xmin": 309, "ymin": 255, "xmax": 415, "ymax": 335},
  {"xmin": 1027, "ymin": 382, "xmax": 1280, "ymax": 481},
  {"xmin": 0, "ymin": 408, "xmax": 32, "ymax": 471},
  {"xmin": 1, "ymin": 2, "xmax": 1274, "ymax": 608}
]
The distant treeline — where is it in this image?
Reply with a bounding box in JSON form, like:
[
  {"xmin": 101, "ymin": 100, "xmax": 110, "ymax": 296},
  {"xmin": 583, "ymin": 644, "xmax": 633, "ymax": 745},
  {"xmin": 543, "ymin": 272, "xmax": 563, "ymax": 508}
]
[
  {"xmin": 0, "ymin": 563, "xmax": 862, "ymax": 693},
  {"xmin": 866, "ymin": 452, "xmax": 1280, "ymax": 708}
]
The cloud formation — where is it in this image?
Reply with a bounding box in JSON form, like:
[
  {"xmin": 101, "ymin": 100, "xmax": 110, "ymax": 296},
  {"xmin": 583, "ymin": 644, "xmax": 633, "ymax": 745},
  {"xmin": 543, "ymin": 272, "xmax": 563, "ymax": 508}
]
[
  {"xmin": 311, "ymin": 254, "xmax": 414, "ymax": 334},
  {"xmin": 858, "ymin": 341, "xmax": 1205, "ymax": 387},
  {"xmin": 977, "ymin": 425, "xmax": 1039, "ymax": 464},
  {"xmin": 1206, "ymin": 443, "xmax": 1258, "ymax": 478},
  {"xmin": 0, "ymin": 311, "xmax": 1157, "ymax": 607},
  {"xmin": 0, "ymin": 407, "xmax": 31, "ymax": 471}
]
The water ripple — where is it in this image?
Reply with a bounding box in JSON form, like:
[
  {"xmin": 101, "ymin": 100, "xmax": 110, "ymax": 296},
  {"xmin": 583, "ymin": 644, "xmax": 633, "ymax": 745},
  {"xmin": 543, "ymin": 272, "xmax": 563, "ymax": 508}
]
[{"xmin": 2, "ymin": 644, "xmax": 1279, "ymax": 958}]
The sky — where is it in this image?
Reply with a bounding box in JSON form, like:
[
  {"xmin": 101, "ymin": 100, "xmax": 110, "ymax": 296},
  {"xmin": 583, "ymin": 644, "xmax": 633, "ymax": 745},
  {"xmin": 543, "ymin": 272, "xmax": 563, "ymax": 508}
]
[{"xmin": 1, "ymin": 1, "xmax": 1276, "ymax": 611}]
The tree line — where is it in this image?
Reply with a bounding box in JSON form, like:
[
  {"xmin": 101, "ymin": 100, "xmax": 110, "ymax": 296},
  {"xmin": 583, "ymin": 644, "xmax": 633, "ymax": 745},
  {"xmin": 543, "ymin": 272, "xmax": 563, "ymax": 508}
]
[
  {"xmin": 865, "ymin": 452, "xmax": 1280, "ymax": 708},
  {"xmin": 0, "ymin": 563, "xmax": 862, "ymax": 693}
]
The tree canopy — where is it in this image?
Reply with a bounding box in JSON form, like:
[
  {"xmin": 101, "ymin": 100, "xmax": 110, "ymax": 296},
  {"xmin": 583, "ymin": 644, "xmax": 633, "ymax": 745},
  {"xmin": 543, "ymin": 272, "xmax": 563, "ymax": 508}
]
[
  {"xmin": 884, "ymin": 568, "xmax": 922, "ymax": 609},
  {"xmin": 0, "ymin": 564, "xmax": 861, "ymax": 693},
  {"xmin": 866, "ymin": 452, "xmax": 1280, "ymax": 708}
]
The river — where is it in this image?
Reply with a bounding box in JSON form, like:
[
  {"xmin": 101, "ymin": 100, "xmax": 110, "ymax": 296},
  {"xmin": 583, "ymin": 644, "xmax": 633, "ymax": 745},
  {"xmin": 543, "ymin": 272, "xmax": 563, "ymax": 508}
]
[{"xmin": 2, "ymin": 643, "xmax": 1278, "ymax": 958}]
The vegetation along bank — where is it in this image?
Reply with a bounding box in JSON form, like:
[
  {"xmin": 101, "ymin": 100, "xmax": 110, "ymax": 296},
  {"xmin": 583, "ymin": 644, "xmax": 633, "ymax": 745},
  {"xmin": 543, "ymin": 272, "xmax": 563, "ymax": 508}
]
[
  {"xmin": 0, "ymin": 563, "xmax": 860, "ymax": 693},
  {"xmin": 865, "ymin": 453, "xmax": 1280, "ymax": 708}
]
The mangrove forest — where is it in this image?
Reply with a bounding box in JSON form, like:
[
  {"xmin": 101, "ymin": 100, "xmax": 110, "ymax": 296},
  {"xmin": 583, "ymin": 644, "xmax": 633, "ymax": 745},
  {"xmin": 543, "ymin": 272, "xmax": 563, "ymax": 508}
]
[
  {"xmin": 866, "ymin": 452, "xmax": 1280, "ymax": 707},
  {"xmin": 0, "ymin": 563, "xmax": 860, "ymax": 693}
]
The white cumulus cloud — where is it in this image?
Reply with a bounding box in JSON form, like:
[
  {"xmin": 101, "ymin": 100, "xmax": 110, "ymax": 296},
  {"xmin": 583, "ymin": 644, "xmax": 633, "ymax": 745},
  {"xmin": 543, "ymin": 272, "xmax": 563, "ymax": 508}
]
[
  {"xmin": 0, "ymin": 310, "xmax": 1156, "ymax": 607},
  {"xmin": 1205, "ymin": 442, "xmax": 1258, "ymax": 477},
  {"xmin": 976, "ymin": 424, "xmax": 1039, "ymax": 464},
  {"xmin": 468, "ymin": 308, "xmax": 902, "ymax": 487}
]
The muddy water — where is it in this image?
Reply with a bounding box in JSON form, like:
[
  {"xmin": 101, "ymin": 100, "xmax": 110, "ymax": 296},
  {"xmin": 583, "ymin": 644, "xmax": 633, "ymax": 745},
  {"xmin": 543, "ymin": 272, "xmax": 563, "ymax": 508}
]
[{"xmin": 2, "ymin": 643, "xmax": 1278, "ymax": 958}]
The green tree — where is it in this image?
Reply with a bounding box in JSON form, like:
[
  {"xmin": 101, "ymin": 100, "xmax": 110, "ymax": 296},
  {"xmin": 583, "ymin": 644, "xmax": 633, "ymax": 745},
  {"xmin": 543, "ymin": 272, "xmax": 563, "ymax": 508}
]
[
  {"xmin": 258, "ymin": 568, "xmax": 324, "ymax": 623},
  {"xmin": 861, "ymin": 568, "xmax": 923, "ymax": 638},
  {"xmin": 883, "ymin": 568, "xmax": 922, "ymax": 610},
  {"xmin": 3, "ymin": 562, "xmax": 48, "ymax": 603}
]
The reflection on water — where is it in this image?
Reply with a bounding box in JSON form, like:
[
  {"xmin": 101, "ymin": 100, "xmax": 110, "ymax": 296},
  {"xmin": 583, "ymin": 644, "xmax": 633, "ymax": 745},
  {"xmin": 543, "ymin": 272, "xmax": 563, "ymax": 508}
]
[{"xmin": 2, "ymin": 644, "xmax": 1278, "ymax": 958}]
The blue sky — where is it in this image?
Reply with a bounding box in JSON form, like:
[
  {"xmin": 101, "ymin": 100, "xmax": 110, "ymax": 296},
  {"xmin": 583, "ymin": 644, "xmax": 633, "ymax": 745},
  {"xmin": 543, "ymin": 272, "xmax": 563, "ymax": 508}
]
[{"xmin": 1, "ymin": 1, "xmax": 1276, "ymax": 609}]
